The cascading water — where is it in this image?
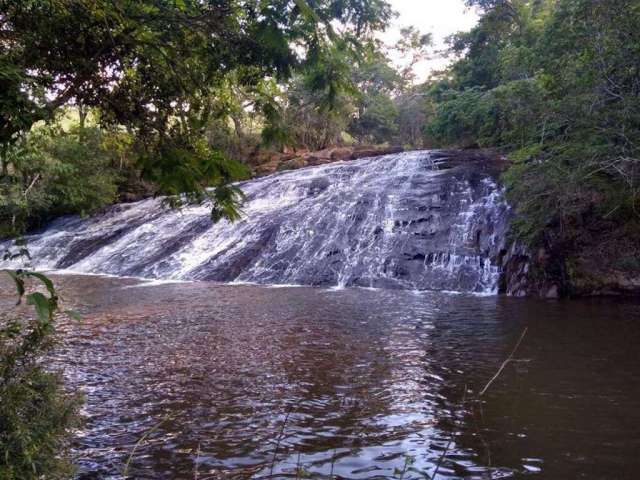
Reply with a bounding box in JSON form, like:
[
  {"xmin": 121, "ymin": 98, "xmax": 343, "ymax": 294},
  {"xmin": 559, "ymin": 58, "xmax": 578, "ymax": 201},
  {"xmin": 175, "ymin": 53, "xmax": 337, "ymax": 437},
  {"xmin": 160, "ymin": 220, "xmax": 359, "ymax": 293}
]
[{"xmin": 0, "ymin": 151, "xmax": 510, "ymax": 293}]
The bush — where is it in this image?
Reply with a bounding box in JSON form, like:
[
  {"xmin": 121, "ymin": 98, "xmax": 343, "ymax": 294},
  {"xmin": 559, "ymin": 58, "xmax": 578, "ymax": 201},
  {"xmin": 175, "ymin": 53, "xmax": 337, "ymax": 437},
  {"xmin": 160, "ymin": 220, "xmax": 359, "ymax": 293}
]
[
  {"xmin": 0, "ymin": 125, "xmax": 123, "ymax": 236},
  {"xmin": 0, "ymin": 271, "xmax": 82, "ymax": 479},
  {"xmin": 0, "ymin": 365, "xmax": 81, "ymax": 479},
  {"xmin": 424, "ymin": 87, "xmax": 498, "ymax": 148}
]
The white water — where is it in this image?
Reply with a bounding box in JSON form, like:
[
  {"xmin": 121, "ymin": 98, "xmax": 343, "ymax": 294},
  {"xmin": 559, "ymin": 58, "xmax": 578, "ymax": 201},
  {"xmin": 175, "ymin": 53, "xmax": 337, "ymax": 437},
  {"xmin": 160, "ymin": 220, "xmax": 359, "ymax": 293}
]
[{"xmin": 0, "ymin": 151, "xmax": 510, "ymax": 293}]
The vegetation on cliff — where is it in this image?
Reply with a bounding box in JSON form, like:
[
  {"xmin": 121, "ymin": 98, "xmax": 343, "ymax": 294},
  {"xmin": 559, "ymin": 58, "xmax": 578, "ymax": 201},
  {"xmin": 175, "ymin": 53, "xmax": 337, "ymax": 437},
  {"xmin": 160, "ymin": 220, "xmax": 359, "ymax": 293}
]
[{"xmin": 424, "ymin": 0, "xmax": 640, "ymax": 294}]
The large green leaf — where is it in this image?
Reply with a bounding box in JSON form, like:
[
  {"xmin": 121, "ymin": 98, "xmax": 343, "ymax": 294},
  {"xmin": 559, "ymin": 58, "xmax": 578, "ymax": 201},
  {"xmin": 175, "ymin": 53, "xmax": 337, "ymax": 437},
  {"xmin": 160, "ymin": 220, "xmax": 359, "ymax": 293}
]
[
  {"xmin": 25, "ymin": 272, "xmax": 57, "ymax": 299},
  {"xmin": 26, "ymin": 292, "xmax": 52, "ymax": 322}
]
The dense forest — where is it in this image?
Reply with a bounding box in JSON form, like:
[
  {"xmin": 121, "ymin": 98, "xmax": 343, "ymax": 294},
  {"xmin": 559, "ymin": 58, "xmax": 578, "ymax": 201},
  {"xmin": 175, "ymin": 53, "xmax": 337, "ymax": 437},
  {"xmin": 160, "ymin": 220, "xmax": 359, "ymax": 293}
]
[{"xmin": 1, "ymin": 0, "xmax": 640, "ymax": 477}]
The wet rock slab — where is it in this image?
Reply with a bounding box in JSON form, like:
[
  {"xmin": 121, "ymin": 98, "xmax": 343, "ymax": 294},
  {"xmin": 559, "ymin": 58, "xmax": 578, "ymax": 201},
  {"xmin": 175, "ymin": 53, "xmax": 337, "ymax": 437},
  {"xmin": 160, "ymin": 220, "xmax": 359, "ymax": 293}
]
[{"xmin": 1, "ymin": 150, "xmax": 511, "ymax": 294}]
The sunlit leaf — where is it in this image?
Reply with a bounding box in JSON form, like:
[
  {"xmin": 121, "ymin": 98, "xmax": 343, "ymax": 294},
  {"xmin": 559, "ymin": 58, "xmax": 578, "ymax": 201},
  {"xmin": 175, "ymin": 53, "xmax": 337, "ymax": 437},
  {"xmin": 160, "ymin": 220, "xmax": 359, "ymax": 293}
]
[
  {"xmin": 26, "ymin": 292, "xmax": 52, "ymax": 322},
  {"xmin": 25, "ymin": 271, "xmax": 57, "ymax": 298}
]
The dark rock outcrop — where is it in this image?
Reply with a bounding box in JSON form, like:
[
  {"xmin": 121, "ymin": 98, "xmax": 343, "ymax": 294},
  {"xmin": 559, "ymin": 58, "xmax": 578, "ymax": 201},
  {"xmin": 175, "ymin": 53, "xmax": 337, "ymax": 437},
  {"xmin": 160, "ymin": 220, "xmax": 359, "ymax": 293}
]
[
  {"xmin": 1, "ymin": 150, "xmax": 509, "ymax": 294},
  {"xmin": 497, "ymin": 221, "xmax": 640, "ymax": 298}
]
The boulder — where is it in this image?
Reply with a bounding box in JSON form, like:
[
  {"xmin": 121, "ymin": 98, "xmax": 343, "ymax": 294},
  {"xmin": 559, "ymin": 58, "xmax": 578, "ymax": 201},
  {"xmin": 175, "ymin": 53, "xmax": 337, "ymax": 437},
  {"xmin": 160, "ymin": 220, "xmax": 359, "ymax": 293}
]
[
  {"xmin": 254, "ymin": 160, "xmax": 281, "ymax": 175},
  {"xmin": 278, "ymin": 157, "xmax": 308, "ymax": 171},
  {"xmin": 351, "ymin": 145, "xmax": 404, "ymax": 160},
  {"xmin": 251, "ymin": 145, "xmax": 406, "ymax": 176},
  {"xmin": 330, "ymin": 147, "xmax": 354, "ymax": 161}
]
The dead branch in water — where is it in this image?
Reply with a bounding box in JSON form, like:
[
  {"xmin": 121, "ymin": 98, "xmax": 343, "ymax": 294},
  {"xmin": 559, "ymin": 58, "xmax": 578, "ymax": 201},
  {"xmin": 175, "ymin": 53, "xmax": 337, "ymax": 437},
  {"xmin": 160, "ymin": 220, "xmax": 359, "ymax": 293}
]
[
  {"xmin": 269, "ymin": 404, "xmax": 294, "ymax": 477},
  {"xmin": 194, "ymin": 442, "xmax": 201, "ymax": 480},
  {"xmin": 431, "ymin": 328, "xmax": 529, "ymax": 479},
  {"xmin": 479, "ymin": 328, "xmax": 528, "ymax": 397},
  {"xmin": 123, "ymin": 415, "xmax": 174, "ymax": 477}
]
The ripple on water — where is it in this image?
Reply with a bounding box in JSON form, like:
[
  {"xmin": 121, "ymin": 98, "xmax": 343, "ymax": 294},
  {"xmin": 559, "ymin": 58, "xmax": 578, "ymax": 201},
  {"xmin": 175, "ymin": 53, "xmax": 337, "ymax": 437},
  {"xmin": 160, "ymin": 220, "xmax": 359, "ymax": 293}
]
[{"xmin": 3, "ymin": 274, "xmax": 639, "ymax": 479}]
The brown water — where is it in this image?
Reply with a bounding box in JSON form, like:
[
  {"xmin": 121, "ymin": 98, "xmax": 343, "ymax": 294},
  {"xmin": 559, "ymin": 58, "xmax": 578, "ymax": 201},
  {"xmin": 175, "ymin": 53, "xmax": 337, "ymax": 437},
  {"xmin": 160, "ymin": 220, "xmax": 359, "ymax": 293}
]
[{"xmin": 3, "ymin": 274, "xmax": 640, "ymax": 479}]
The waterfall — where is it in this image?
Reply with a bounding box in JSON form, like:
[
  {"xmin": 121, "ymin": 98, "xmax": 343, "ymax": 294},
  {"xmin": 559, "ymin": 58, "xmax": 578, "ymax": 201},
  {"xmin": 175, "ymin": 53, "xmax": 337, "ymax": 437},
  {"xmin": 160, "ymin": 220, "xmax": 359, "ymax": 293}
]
[{"xmin": 0, "ymin": 151, "xmax": 510, "ymax": 294}]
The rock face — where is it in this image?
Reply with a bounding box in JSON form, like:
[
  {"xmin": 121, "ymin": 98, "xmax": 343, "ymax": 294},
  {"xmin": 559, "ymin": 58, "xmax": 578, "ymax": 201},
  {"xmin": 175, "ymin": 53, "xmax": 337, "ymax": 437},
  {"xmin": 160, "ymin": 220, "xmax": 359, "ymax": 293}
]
[
  {"xmin": 498, "ymin": 243, "xmax": 564, "ymax": 298},
  {"xmin": 497, "ymin": 230, "xmax": 640, "ymax": 298},
  {"xmin": 252, "ymin": 145, "xmax": 405, "ymax": 176},
  {"xmin": 0, "ymin": 150, "xmax": 512, "ymax": 294}
]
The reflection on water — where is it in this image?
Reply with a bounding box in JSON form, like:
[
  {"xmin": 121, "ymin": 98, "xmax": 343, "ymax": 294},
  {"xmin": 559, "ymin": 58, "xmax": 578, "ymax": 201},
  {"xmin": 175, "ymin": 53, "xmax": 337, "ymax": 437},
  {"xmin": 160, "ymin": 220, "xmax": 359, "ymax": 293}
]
[{"xmin": 2, "ymin": 274, "xmax": 640, "ymax": 479}]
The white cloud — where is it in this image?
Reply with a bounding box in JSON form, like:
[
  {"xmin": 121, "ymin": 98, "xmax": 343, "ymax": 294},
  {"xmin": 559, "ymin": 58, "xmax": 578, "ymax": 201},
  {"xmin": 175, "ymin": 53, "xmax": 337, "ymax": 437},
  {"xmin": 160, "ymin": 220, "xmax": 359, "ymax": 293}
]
[{"xmin": 381, "ymin": 0, "xmax": 479, "ymax": 82}]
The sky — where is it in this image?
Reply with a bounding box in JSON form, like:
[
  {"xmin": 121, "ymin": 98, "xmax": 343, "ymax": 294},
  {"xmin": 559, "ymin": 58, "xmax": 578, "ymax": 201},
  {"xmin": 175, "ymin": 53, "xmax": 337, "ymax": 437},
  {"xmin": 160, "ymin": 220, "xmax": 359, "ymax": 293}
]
[{"xmin": 381, "ymin": 0, "xmax": 479, "ymax": 82}]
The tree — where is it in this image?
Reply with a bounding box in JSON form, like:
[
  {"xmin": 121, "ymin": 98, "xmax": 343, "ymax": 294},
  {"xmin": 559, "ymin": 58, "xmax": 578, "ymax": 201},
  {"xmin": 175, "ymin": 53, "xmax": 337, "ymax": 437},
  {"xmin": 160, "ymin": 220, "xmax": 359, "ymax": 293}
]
[
  {"xmin": 426, "ymin": 0, "xmax": 640, "ymax": 251},
  {"xmin": 348, "ymin": 43, "xmax": 401, "ymax": 144},
  {"xmin": 0, "ymin": 0, "xmax": 394, "ymax": 224}
]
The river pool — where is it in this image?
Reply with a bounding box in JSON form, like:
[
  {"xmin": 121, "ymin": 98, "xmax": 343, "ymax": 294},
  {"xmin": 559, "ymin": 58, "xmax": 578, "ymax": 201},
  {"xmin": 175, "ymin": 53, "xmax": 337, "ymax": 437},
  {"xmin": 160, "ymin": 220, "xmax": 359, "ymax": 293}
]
[{"xmin": 2, "ymin": 274, "xmax": 640, "ymax": 479}]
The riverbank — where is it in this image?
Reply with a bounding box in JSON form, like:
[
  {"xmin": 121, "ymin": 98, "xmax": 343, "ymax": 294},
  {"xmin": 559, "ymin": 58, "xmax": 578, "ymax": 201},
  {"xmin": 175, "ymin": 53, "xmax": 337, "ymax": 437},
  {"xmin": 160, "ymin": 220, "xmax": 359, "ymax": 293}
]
[{"xmin": 500, "ymin": 223, "xmax": 640, "ymax": 299}]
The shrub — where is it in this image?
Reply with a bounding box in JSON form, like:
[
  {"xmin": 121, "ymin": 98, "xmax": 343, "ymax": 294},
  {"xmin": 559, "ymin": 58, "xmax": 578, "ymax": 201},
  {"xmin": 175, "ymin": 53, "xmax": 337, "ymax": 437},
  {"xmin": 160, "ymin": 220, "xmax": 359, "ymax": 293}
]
[{"xmin": 0, "ymin": 271, "xmax": 81, "ymax": 479}]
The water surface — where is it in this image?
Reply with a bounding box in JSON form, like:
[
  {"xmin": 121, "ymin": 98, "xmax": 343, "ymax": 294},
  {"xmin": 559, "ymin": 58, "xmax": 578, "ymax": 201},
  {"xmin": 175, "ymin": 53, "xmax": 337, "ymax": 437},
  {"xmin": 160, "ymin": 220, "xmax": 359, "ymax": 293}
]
[{"xmin": 2, "ymin": 274, "xmax": 639, "ymax": 479}]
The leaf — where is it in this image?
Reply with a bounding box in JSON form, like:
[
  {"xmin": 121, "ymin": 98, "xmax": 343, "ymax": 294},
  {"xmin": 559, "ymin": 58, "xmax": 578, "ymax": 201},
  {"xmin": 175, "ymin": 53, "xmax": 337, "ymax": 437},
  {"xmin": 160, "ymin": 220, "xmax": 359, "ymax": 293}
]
[
  {"xmin": 25, "ymin": 271, "xmax": 56, "ymax": 298},
  {"xmin": 27, "ymin": 292, "xmax": 52, "ymax": 322},
  {"xmin": 3, "ymin": 270, "xmax": 25, "ymax": 303},
  {"xmin": 293, "ymin": 0, "xmax": 321, "ymax": 24}
]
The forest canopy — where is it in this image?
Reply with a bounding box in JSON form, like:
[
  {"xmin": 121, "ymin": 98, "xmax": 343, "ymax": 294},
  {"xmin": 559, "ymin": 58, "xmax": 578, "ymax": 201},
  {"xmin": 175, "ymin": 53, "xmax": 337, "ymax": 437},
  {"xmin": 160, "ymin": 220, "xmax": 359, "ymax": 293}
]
[
  {"xmin": 0, "ymin": 0, "xmax": 398, "ymax": 234},
  {"xmin": 428, "ymin": 0, "xmax": 640, "ymax": 260}
]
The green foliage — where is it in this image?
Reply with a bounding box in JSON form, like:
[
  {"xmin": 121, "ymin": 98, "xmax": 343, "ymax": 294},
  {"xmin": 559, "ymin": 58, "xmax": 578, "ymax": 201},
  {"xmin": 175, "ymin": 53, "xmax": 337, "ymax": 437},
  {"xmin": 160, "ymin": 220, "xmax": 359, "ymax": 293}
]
[
  {"xmin": 257, "ymin": 28, "xmax": 435, "ymax": 150},
  {"xmin": 1, "ymin": 270, "xmax": 81, "ymax": 479},
  {"xmin": 0, "ymin": 0, "xmax": 395, "ymax": 224},
  {"xmin": 426, "ymin": 0, "xmax": 640, "ymax": 246},
  {"xmin": 426, "ymin": 87, "xmax": 497, "ymax": 147},
  {"xmin": 347, "ymin": 44, "xmax": 401, "ymax": 144},
  {"xmin": 261, "ymin": 44, "xmax": 359, "ymax": 151},
  {"xmin": 139, "ymin": 132, "xmax": 249, "ymax": 217},
  {"xmin": 350, "ymin": 92, "xmax": 399, "ymax": 144},
  {"xmin": 0, "ymin": 124, "xmax": 123, "ymax": 236}
]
